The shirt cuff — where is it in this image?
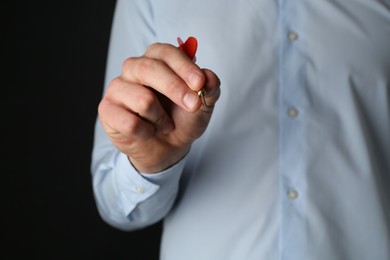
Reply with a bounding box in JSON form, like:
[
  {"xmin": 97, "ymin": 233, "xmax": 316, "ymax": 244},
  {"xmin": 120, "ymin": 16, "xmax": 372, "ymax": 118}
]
[{"xmin": 114, "ymin": 152, "xmax": 187, "ymax": 215}]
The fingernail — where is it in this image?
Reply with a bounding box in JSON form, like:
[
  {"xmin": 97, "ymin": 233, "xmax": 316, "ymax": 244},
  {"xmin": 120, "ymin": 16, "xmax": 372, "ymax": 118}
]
[
  {"xmin": 183, "ymin": 92, "xmax": 199, "ymax": 110},
  {"xmin": 188, "ymin": 72, "xmax": 202, "ymax": 88}
]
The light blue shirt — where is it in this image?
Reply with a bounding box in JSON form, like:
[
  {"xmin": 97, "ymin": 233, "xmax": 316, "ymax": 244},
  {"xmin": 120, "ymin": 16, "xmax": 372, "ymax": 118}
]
[{"xmin": 91, "ymin": 1, "xmax": 390, "ymax": 259}]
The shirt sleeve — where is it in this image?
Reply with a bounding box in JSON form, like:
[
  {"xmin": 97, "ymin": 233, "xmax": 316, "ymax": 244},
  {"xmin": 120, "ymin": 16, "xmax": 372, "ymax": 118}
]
[
  {"xmin": 92, "ymin": 143, "xmax": 186, "ymax": 231},
  {"xmin": 90, "ymin": 0, "xmax": 185, "ymax": 231}
]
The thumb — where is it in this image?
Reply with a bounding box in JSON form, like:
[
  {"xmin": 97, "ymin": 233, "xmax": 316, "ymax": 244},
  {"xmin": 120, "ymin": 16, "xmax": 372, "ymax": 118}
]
[{"xmin": 170, "ymin": 68, "xmax": 221, "ymax": 144}]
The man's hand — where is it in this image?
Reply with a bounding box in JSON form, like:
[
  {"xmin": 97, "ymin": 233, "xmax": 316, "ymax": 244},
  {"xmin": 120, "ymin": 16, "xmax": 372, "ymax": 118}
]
[{"xmin": 98, "ymin": 42, "xmax": 221, "ymax": 173}]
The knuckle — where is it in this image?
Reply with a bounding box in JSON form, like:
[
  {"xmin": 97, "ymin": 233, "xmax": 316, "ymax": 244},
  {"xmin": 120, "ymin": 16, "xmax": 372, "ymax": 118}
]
[
  {"xmin": 107, "ymin": 77, "xmax": 122, "ymax": 93},
  {"xmin": 136, "ymin": 58, "xmax": 161, "ymax": 77},
  {"xmin": 97, "ymin": 99, "xmax": 106, "ymax": 116},
  {"xmin": 121, "ymin": 117, "xmax": 140, "ymax": 137},
  {"xmin": 122, "ymin": 57, "xmax": 139, "ymax": 69},
  {"xmin": 158, "ymin": 44, "xmax": 177, "ymax": 59},
  {"xmin": 146, "ymin": 42, "xmax": 177, "ymax": 60},
  {"xmin": 146, "ymin": 42, "xmax": 163, "ymax": 53},
  {"xmin": 103, "ymin": 78, "xmax": 123, "ymax": 102},
  {"xmin": 122, "ymin": 57, "xmax": 137, "ymax": 72},
  {"xmin": 137, "ymin": 90, "xmax": 156, "ymax": 113},
  {"xmin": 97, "ymin": 97, "xmax": 111, "ymax": 117}
]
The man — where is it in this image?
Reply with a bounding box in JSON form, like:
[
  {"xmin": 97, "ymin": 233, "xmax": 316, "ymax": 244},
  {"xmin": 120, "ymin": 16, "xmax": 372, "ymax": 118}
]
[{"xmin": 91, "ymin": 1, "xmax": 390, "ymax": 259}]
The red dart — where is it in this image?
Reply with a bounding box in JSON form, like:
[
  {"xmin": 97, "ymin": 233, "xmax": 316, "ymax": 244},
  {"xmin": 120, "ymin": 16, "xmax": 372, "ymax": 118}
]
[
  {"xmin": 177, "ymin": 36, "xmax": 209, "ymax": 110},
  {"xmin": 177, "ymin": 36, "xmax": 198, "ymax": 62}
]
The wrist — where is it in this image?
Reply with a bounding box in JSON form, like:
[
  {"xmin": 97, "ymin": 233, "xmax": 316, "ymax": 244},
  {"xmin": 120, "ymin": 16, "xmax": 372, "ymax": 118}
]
[{"xmin": 128, "ymin": 148, "xmax": 189, "ymax": 174}]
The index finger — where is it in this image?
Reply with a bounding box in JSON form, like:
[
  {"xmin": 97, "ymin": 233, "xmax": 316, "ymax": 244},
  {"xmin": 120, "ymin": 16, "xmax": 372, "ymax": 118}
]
[
  {"xmin": 145, "ymin": 42, "xmax": 205, "ymax": 91},
  {"xmin": 121, "ymin": 55, "xmax": 202, "ymax": 112}
]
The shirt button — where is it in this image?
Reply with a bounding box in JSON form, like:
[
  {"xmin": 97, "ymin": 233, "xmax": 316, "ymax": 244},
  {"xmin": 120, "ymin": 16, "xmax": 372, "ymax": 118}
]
[
  {"xmin": 288, "ymin": 32, "xmax": 298, "ymax": 41},
  {"xmin": 135, "ymin": 186, "xmax": 144, "ymax": 193},
  {"xmin": 288, "ymin": 107, "xmax": 299, "ymax": 118},
  {"xmin": 287, "ymin": 189, "xmax": 299, "ymax": 199}
]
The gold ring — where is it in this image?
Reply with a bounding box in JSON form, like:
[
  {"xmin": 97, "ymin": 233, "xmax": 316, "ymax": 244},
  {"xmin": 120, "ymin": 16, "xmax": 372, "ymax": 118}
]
[{"xmin": 197, "ymin": 89, "xmax": 209, "ymax": 111}]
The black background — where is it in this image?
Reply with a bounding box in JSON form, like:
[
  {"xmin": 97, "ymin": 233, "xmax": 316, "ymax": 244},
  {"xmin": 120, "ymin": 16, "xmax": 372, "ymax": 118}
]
[{"xmin": 10, "ymin": 1, "xmax": 162, "ymax": 259}]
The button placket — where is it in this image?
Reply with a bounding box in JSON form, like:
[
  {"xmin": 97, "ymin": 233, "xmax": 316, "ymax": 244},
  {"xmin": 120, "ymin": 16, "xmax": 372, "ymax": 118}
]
[{"xmin": 278, "ymin": 2, "xmax": 308, "ymax": 255}]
